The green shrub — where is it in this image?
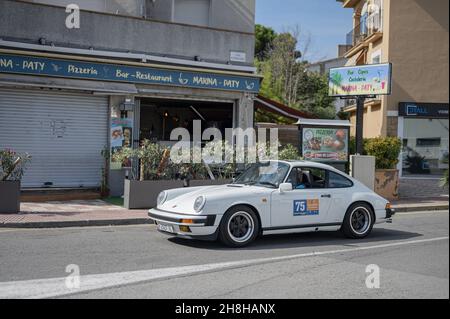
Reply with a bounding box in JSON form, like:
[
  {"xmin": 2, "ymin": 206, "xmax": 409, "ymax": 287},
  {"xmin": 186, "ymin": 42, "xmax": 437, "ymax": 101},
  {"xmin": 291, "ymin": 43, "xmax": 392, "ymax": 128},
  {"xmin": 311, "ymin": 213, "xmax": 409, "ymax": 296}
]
[
  {"xmin": 279, "ymin": 144, "xmax": 302, "ymax": 161},
  {"xmin": 0, "ymin": 149, "xmax": 31, "ymax": 181},
  {"xmin": 364, "ymin": 137, "xmax": 402, "ymax": 169},
  {"xmin": 441, "ymin": 170, "xmax": 449, "ymax": 188}
]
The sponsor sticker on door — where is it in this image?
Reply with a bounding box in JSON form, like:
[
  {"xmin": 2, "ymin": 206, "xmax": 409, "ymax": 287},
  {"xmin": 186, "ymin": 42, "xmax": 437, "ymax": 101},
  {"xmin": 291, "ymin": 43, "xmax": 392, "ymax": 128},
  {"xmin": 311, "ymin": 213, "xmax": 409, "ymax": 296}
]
[{"xmin": 293, "ymin": 199, "xmax": 320, "ymax": 216}]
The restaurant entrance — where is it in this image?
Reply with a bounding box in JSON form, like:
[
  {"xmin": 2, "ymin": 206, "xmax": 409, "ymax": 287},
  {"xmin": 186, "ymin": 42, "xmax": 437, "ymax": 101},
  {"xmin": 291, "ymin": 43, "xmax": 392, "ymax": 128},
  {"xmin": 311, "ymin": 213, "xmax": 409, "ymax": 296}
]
[{"xmin": 139, "ymin": 97, "xmax": 235, "ymax": 145}]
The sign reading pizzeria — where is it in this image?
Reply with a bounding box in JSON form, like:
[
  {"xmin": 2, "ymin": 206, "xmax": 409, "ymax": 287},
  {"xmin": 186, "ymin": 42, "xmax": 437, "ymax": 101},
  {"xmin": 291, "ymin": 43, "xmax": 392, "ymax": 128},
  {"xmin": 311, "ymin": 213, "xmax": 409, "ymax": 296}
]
[
  {"xmin": 0, "ymin": 53, "xmax": 261, "ymax": 93},
  {"xmin": 328, "ymin": 63, "xmax": 392, "ymax": 97}
]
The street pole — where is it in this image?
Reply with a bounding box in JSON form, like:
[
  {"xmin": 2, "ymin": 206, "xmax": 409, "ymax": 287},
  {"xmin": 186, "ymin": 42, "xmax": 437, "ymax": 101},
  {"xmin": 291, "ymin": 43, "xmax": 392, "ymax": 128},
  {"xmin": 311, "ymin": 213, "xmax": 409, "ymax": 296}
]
[{"xmin": 356, "ymin": 96, "xmax": 365, "ymax": 155}]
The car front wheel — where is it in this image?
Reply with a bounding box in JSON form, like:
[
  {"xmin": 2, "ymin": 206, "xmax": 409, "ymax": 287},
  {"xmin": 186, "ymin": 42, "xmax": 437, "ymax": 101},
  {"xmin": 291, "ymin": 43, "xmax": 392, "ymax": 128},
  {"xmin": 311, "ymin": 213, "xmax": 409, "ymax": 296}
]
[
  {"xmin": 219, "ymin": 206, "xmax": 260, "ymax": 248},
  {"xmin": 341, "ymin": 203, "xmax": 375, "ymax": 239}
]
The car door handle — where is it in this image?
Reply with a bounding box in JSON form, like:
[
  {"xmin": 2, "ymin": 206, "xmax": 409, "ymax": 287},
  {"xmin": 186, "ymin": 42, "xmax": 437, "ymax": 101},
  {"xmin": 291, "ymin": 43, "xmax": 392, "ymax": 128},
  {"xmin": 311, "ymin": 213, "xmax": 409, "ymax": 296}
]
[{"xmin": 321, "ymin": 194, "xmax": 332, "ymax": 198}]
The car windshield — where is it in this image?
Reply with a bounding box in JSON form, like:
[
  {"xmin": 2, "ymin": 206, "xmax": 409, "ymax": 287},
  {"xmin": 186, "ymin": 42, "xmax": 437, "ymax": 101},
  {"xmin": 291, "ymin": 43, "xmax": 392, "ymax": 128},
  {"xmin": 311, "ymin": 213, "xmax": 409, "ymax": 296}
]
[{"xmin": 233, "ymin": 162, "xmax": 290, "ymax": 188}]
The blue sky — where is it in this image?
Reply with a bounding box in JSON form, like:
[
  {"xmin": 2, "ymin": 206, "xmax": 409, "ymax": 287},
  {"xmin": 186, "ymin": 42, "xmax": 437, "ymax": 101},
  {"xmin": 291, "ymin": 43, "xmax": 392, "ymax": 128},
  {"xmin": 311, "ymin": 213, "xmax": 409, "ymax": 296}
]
[{"xmin": 255, "ymin": 0, "xmax": 353, "ymax": 63}]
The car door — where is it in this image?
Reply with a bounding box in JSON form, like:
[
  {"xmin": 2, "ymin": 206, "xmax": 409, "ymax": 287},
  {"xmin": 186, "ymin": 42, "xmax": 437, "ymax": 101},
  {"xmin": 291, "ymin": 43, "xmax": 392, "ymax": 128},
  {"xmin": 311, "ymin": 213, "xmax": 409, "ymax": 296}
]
[
  {"xmin": 326, "ymin": 170, "xmax": 356, "ymax": 223},
  {"xmin": 270, "ymin": 167, "xmax": 333, "ymax": 228}
]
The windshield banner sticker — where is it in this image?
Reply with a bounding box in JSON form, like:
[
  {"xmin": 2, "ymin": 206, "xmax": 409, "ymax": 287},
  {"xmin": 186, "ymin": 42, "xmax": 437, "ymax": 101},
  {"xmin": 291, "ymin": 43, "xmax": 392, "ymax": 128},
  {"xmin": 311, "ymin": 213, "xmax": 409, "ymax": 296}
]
[{"xmin": 293, "ymin": 200, "xmax": 320, "ymax": 216}]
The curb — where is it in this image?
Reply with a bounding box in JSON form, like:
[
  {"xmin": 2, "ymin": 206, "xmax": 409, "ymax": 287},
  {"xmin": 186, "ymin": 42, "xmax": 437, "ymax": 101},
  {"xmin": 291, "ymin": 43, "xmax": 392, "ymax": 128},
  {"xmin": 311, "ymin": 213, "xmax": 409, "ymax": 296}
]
[
  {"xmin": 393, "ymin": 205, "xmax": 449, "ymax": 213},
  {"xmin": 0, "ymin": 218, "xmax": 155, "ymax": 229},
  {"xmin": 1, "ymin": 205, "xmax": 447, "ymax": 229}
]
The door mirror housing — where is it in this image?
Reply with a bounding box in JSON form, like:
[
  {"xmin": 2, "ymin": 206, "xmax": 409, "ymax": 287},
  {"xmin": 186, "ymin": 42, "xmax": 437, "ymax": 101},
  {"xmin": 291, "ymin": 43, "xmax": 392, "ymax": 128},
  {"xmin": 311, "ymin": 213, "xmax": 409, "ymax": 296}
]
[{"xmin": 279, "ymin": 183, "xmax": 293, "ymax": 193}]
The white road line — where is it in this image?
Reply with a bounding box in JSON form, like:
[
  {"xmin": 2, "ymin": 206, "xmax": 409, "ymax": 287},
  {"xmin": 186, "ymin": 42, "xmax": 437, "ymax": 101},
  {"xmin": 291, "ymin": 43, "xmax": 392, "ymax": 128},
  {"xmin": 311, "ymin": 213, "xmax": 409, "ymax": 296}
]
[{"xmin": 0, "ymin": 236, "xmax": 448, "ymax": 299}]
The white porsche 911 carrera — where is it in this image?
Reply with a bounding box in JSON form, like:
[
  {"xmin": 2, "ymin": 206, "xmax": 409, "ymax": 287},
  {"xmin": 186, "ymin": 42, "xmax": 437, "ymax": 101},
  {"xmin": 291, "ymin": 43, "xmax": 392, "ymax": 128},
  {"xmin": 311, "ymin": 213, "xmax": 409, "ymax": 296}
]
[{"xmin": 149, "ymin": 161, "xmax": 395, "ymax": 247}]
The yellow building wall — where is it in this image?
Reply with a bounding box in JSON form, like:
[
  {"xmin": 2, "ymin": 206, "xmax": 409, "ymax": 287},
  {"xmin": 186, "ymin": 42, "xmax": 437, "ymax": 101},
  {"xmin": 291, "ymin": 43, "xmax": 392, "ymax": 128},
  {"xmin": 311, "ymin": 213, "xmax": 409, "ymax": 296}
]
[
  {"xmin": 349, "ymin": 103, "xmax": 384, "ymax": 138},
  {"xmin": 347, "ymin": 0, "xmax": 449, "ymax": 138},
  {"xmin": 386, "ymin": 0, "xmax": 449, "ymax": 135}
]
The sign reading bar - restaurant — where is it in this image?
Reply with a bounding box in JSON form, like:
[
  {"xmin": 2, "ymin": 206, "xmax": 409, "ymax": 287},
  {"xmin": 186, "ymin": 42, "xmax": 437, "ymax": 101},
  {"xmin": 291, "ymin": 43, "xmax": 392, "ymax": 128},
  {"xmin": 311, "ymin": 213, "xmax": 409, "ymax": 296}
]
[
  {"xmin": 329, "ymin": 63, "xmax": 392, "ymax": 97},
  {"xmin": 0, "ymin": 53, "xmax": 261, "ymax": 93}
]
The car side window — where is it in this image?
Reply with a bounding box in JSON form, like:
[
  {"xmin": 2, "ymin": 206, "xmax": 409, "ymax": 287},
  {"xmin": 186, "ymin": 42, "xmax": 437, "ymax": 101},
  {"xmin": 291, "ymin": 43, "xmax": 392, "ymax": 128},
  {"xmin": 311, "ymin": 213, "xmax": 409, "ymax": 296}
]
[
  {"xmin": 328, "ymin": 171, "xmax": 354, "ymax": 188},
  {"xmin": 289, "ymin": 167, "xmax": 326, "ymax": 189}
]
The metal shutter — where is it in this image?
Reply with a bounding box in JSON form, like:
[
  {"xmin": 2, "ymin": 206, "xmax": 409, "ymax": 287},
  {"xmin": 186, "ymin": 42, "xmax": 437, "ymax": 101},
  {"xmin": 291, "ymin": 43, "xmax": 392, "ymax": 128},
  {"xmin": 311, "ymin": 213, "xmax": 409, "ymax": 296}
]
[{"xmin": 0, "ymin": 88, "xmax": 108, "ymax": 188}]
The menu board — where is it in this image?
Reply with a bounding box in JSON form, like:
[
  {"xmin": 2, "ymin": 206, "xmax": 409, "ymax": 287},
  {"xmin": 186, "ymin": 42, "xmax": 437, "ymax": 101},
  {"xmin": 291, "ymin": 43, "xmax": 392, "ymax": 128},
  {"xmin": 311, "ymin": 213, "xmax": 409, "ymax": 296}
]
[{"xmin": 302, "ymin": 127, "xmax": 349, "ymax": 163}]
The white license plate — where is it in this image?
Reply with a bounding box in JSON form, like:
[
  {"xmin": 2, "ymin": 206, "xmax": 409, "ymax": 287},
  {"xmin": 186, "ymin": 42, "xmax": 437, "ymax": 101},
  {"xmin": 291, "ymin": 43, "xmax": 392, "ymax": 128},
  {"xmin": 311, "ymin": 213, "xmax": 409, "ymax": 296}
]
[{"xmin": 158, "ymin": 224, "xmax": 174, "ymax": 234}]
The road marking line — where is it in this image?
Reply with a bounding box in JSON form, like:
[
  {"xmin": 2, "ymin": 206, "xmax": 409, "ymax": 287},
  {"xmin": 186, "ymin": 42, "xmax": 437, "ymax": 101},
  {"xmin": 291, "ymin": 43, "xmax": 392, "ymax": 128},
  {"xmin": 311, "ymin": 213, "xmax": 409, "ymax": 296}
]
[{"xmin": 0, "ymin": 236, "xmax": 448, "ymax": 299}]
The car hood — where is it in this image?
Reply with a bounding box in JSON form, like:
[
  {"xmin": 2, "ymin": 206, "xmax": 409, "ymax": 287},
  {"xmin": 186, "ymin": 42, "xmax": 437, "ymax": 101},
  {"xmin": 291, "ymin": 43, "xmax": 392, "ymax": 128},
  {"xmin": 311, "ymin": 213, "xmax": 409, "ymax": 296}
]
[{"xmin": 159, "ymin": 184, "xmax": 272, "ymax": 214}]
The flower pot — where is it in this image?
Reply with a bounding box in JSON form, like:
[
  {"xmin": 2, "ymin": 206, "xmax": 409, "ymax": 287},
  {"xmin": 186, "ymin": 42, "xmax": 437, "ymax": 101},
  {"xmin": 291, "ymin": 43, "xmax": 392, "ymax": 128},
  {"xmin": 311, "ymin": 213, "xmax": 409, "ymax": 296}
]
[
  {"xmin": 375, "ymin": 169, "xmax": 399, "ymax": 201},
  {"xmin": 124, "ymin": 180, "xmax": 184, "ymax": 209},
  {"xmin": 0, "ymin": 181, "xmax": 21, "ymax": 214}
]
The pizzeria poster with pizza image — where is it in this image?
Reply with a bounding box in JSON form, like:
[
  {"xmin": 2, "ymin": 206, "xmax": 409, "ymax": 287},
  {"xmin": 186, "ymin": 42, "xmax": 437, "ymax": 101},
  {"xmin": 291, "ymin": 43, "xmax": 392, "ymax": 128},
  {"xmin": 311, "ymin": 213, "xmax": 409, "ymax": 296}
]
[{"xmin": 302, "ymin": 128, "xmax": 349, "ymax": 162}]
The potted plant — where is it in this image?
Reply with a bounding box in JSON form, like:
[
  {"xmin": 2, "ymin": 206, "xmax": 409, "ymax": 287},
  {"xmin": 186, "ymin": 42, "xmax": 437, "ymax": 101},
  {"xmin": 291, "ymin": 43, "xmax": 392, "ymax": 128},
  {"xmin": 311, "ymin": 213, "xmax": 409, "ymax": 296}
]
[
  {"xmin": 365, "ymin": 137, "xmax": 402, "ymax": 200},
  {"xmin": 0, "ymin": 149, "xmax": 31, "ymax": 214},
  {"xmin": 405, "ymin": 154, "xmax": 431, "ymax": 174}
]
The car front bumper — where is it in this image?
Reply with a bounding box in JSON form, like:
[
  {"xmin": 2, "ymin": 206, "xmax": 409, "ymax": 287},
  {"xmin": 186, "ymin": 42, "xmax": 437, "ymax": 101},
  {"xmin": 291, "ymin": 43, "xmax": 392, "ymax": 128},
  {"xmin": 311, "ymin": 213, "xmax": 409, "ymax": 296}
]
[
  {"xmin": 386, "ymin": 208, "xmax": 396, "ymax": 219},
  {"xmin": 148, "ymin": 208, "xmax": 219, "ymax": 241}
]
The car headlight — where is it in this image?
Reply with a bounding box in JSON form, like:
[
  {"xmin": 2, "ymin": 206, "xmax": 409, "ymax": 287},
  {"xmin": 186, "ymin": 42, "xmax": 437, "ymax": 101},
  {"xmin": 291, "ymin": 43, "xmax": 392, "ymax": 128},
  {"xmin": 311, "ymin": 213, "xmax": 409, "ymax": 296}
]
[
  {"xmin": 193, "ymin": 196, "xmax": 206, "ymax": 212},
  {"xmin": 157, "ymin": 191, "xmax": 168, "ymax": 207}
]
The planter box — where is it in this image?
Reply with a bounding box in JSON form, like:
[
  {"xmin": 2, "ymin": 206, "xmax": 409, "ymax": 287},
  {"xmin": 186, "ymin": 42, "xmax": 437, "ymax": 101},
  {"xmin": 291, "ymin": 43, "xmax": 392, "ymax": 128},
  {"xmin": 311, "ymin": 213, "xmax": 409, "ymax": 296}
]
[
  {"xmin": 375, "ymin": 169, "xmax": 399, "ymax": 201},
  {"xmin": 0, "ymin": 181, "xmax": 21, "ymax": 214},
  {"xmin": 124, "ymin": 179, "xmax": 232, "ymax": 209}
]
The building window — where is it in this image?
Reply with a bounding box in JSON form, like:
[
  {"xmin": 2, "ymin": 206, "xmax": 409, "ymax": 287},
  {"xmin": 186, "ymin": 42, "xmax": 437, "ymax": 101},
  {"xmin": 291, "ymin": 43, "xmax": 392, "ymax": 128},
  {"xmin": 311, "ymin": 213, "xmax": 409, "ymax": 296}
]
[
  {"xmin": 416, "ymin": 138, "xmax": 441, "ymax": 147},
  {"xmin": 371, "ymin": 50, "xmax": 382, "ymax": 64},
  {"xmin": 173, "ymin": 0, "xmax": 211, "ymax": 27}
]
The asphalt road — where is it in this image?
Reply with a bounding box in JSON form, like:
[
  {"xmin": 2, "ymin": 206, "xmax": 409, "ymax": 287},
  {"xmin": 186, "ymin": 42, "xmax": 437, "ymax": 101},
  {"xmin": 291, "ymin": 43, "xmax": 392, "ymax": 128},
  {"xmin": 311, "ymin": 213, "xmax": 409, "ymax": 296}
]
[{"xmin": 0, "ymin": 210, "xmax": 448, "ymax": 299}]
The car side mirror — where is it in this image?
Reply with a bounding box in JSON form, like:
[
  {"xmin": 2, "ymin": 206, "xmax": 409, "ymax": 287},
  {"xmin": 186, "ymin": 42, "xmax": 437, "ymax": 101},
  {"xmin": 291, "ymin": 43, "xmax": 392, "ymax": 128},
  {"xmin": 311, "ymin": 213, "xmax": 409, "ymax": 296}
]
[{"xmin": 279, "ymin": 183, "xmax": 293, "ymax": 193}]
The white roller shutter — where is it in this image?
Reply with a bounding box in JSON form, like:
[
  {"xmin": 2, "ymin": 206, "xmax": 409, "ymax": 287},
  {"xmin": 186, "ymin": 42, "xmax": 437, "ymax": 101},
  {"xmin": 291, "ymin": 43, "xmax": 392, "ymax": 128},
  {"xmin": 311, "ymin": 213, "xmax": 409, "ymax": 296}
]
[{"xmin": 0, "ymin": 88, "xmax": 108, "ymax": 188}]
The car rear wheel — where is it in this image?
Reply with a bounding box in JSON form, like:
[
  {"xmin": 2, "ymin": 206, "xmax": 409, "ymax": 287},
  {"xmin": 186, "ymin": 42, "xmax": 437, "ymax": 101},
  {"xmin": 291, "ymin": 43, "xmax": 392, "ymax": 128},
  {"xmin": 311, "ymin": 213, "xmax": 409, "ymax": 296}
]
[
  {"xmin": 219, "ymin": 206, "xmax": 260, "ymax": 248},
  {"xmin": 341, "ymin": 203, "xmax": 375, "ymax": 239}
]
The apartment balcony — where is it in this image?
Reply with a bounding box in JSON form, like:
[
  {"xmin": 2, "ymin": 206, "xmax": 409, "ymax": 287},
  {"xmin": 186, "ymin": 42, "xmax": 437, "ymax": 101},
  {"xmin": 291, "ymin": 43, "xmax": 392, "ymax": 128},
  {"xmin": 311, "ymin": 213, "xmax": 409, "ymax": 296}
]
[
  {"xmin": 345, "ymin": 12, "xmax": 383, "ymax": 58},
  {"xmin": 341, "ymin": 0, "xmax": 362, "ymax": 8}
]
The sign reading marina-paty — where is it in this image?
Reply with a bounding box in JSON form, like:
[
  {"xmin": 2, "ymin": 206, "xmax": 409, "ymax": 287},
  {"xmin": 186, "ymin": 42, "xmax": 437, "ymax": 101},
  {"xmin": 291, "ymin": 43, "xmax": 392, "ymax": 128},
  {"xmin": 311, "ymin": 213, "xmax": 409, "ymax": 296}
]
[
  {"xmin": 0, "ymin": 53, "xmax": 261, "ymax": 93},
  {"xmin": 329, "ymin": 63, "xmax": 392, "ymax": 97}
]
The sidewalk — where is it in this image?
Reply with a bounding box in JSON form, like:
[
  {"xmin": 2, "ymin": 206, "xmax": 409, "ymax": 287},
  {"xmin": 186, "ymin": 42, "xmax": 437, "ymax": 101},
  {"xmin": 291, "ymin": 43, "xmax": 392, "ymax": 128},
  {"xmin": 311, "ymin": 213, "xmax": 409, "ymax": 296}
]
[
  {"xmin": 0, "ymin": 198, "xmax": 448, "ymax": 229},
  {"xmin": 0, "ymin": 200, "xmax": 152, "ymax": 229},
  {"xmin": 392, "ymin": 197, "xmax": 449, "ymax": 213}
]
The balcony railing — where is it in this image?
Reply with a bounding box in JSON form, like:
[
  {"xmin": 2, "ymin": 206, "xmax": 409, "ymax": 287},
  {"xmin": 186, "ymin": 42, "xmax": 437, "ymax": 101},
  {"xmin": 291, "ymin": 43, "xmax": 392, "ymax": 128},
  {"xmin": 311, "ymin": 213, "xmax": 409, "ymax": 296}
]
[{"xmin": 346, "ymin": 12, "xmax": 383, "ymax": 47}]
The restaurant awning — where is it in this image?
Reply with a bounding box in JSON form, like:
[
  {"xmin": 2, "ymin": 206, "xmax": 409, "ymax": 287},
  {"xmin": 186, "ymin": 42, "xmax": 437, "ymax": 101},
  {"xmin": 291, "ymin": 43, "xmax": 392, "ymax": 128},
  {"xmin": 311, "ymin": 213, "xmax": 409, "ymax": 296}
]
[
  {"xmin": 0, "ymin": 73, "xmax": 138, "ymax": 94},
  {"xmin": 254, "ymin": 95, "xmax": 316, "ymax": 120},
  {"xmin": 295, "ymin": 118, "xmax": 352, "ymax": 127}
]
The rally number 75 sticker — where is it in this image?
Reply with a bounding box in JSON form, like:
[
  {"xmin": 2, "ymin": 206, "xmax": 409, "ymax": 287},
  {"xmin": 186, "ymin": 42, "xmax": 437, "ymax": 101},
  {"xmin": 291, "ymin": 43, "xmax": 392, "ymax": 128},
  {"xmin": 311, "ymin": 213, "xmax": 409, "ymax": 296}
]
[{"xmin": 293, "ymin": 200, "xmax": 320, "ymax": 216}]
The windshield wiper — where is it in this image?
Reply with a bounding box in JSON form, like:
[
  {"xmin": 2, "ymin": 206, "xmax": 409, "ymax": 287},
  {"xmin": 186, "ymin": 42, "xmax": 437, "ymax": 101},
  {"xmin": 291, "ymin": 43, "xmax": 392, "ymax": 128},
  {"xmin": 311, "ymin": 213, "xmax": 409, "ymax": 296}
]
[{"xmin": 255, "ymin": 181, "xmax": 278, "ymax": 188}]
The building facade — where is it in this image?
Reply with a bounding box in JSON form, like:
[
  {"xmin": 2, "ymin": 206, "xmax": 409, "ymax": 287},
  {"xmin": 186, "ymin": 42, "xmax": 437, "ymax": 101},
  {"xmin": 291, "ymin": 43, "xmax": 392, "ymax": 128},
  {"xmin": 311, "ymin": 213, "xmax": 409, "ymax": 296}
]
[
  {"xmin": 0, "ymin": 0, "xmax": 259, "ymax": 195},
  {"xmin": 339, "ymin": 0, "xmax": 449, "ymax": 177}
]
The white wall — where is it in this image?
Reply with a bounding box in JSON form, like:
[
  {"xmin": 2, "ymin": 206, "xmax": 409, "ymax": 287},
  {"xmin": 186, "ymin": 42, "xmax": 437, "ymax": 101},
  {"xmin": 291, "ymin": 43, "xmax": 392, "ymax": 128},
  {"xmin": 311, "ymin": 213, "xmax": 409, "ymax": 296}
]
[{"xmin": 24, "ymin": 0, "xmax": 146, "ymax": 17}]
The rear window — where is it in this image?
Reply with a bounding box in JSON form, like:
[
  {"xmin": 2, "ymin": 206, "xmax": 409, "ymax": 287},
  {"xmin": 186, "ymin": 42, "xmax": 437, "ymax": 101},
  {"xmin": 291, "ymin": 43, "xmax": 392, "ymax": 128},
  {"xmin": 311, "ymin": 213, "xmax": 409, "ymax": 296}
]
[{"xmin": 328, "ymin": 172, "xmax": 353, "ymax": 188}]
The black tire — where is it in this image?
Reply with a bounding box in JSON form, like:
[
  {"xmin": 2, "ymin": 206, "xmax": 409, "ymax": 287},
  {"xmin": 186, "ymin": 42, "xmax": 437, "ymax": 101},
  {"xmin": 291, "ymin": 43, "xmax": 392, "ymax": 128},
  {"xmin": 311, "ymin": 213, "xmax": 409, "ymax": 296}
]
[
  {"xmin": 341, "ymin": 202, "xmax": 375, "ymax": 239},
  {"xmin": 219, "ymin": 206, "xmax": 260, "ymax": 248}
]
